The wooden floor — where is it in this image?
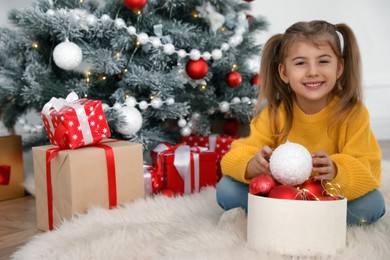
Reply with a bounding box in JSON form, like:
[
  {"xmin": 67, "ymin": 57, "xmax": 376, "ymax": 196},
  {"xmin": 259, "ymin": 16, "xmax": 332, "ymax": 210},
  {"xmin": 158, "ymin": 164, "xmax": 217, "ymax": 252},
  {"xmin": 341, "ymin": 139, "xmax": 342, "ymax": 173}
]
[{"xmin": 1, "ymin": 140, "xmax": 390, "ymax": 259}]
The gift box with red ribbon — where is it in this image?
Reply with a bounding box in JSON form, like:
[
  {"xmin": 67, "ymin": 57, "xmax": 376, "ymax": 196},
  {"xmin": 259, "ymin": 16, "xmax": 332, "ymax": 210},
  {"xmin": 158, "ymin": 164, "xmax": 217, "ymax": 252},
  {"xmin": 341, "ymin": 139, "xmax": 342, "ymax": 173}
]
[
  {"xmin": 32, "ymin": 139, "xmax": 144, "ymax": 231},
  {"xmin": 181, "ymin": 134, "xmax": 238, "ymax": 180},
  {"xmin": 41, "ymin": 92, "xmax": 111, "ymax": 149},
  {"xmin": 143, "ymin": 165, "xmax": 163, "ymax": 196},
  {"xmin": 156, "ymin": 144, "xmax": 217, "ymax": 195},
  {"xmin": 0, "ymin": 135, "xmax": 24, "ymax": 201}
]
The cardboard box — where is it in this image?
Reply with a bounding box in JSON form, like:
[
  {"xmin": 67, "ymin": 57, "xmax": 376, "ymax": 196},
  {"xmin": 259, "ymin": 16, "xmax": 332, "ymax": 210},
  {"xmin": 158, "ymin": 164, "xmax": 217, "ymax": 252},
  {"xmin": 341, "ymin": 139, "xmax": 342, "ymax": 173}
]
[
  {"xmin": 247, "ymin": 193, "xmax": 347, "ymax": 256},
  {"xmin": 0, "ymin": 135, "xmax": 25, "ymax": 201},
  {"xmin": 33, "ymin": 140, "xmax": 144, "ymax": 231}
]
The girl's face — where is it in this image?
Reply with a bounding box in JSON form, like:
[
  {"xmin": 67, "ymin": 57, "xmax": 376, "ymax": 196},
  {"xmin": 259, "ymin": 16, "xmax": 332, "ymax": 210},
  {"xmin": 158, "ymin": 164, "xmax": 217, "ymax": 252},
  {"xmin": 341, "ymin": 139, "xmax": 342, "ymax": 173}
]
[{"xmin": 278, "ymin": 41, "xmax": 344, "ymax": 114}]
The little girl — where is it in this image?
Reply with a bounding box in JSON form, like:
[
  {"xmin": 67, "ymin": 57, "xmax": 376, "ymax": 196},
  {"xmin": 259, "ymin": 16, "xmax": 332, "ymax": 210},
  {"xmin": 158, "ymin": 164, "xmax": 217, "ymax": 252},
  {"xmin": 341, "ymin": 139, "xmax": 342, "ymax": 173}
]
[{"xmin": 216, "ymin": 20, "xmax": 386, "ymax": 226}]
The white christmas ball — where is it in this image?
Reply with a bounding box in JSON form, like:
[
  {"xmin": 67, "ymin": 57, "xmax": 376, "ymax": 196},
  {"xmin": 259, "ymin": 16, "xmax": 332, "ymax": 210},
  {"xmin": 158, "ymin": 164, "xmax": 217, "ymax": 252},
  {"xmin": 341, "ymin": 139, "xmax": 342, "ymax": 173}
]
[
  {"xmin": 53, "ymin": 41, "xmax": 83, "ymax": 70},
  {"xmin": 137, "ymin": 33, "xmax": 149, "ymax": 45},
  {"xmin": 138, "ymin": 101, "xmax": 149, "ymax": 110},
  {"xmin": 211, "ymin": 49, "xmax": 223, "ymax": 60},
  {"xmin": 114, "ymin": 18, "xmax": 126, "ymax": 29},
  {"xmin": 115, "ymin": 106, "xmax": 143, "ymax": 136},
  {"xmin": 219, "ymin": 101, "xmax": 230, "ymax": 113},
  {"xmin": 127, "ymin": 26, "xmax": 136, "ymax": 35},
  {"xmin": 270, "ymin": 142, "xmax": 312, "ymax": 186},
  {"xmin": 165, "ymin": 97, "xmax": 175, "ymax": 105},
  {"xmin": 178, "ymin": 118, "xmax": 187, "ymax": 128},
  {"xmin": 163, "ymin": 43, "xmax": 175, "ymax": 55},
  {"xmin": 221, "ymin": 43, "xmax": 230, "ymax": 51},
  {"xmin": 150, "ymin": 98, "xmax": 163, "ymax": 109},
  {"xmin": 125, "ymin": 96, "xmax": 137, "ymax": 107},
  {"xmin": 189, "ymin": 49, "xmax": 201, "ymax": 60},
  {"xmin": 151, "ymin": 37, "xmax": 162, "ymax": 48},
  {"xmin": 178, "ymin": 49, "xmax": 187, "ymax": 58},
  {"xmin": 202, "ymin": 51, "xmax": 211, "ymax": 60},
  {"xmin": 180, "ymin": 126, "xmax": 192, "ymax": 136}
]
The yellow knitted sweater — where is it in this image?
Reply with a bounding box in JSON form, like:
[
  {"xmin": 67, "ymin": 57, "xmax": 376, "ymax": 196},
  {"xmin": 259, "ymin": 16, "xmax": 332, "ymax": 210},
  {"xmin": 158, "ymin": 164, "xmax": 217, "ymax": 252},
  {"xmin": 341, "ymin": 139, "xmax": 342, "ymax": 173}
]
[{"xmin": 221, "ymin": 98, "xmax": 382, "ymax": 200}]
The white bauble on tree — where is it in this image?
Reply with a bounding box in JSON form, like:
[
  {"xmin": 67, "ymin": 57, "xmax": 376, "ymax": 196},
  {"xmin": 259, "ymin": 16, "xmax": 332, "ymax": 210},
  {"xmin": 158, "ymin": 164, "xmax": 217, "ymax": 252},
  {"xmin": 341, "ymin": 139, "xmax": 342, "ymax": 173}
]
[
  {"xmin": 53, "ymin": 41, "xmax": 83, "ymax": 70},
  {"xmin": 270, "ymin": 142, "xmax": 312, "ymax": 186},
  {"xmin": 115, "ymin": 106, "xmax": 143, "ymax": 136}
]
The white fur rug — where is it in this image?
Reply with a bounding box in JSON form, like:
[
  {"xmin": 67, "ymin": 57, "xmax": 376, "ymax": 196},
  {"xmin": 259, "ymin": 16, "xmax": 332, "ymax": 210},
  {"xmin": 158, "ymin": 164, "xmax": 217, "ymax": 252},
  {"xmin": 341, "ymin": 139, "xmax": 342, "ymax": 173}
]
[{"xmin": 12, "ymin": 161, "xmax": 390, "ymax": 260}]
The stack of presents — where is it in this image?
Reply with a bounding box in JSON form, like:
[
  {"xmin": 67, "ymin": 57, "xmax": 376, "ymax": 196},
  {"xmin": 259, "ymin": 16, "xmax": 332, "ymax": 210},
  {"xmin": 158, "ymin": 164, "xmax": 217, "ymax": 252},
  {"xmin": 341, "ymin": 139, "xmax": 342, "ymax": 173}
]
[{"xmin": 2, "ymin": 93, "xmax": 238, "ymax": 231}]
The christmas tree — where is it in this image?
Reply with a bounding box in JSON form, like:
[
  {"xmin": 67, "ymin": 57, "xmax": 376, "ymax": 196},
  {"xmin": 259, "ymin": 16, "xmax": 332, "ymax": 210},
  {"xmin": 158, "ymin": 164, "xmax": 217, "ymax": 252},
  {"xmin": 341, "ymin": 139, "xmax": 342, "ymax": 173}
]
[{"xmin": 0, "ymin": 0, "xmax": 267, "ymax": 150}]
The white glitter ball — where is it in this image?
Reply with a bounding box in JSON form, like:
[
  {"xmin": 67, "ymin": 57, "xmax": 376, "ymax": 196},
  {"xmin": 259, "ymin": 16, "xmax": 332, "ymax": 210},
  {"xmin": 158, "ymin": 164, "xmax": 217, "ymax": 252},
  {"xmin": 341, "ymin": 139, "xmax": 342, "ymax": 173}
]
[
  {"xmin": 53, "ymin": 41, "xmax": 82, "ymax": 70},
  {"xmin": 270, "ymin": 142, "xmax": 312, "ymax": 186}
]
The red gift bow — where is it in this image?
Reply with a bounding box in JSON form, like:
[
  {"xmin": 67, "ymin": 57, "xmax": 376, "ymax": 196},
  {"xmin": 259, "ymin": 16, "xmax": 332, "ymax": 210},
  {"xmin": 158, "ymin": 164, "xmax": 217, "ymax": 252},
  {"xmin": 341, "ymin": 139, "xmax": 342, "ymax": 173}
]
[
  {"xmin": 156, "ymin": 144, "xmax": 207, "ymax": 194},
  {"xmin": 0, "ymin": 165, "xmax": 11, "ymax": 185},
  {"xmin": 44, "ymin": 141, "xmax": 118, "ymax": 230}
]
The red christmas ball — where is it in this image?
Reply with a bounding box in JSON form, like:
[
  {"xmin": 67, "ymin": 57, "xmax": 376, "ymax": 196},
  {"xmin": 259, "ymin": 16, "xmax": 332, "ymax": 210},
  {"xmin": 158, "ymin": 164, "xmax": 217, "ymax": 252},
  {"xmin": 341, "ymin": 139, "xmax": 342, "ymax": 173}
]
[
  {"xmin": 249, "ymin": 174, "xmax": 277, "ymax": 196},
  {"xmin": 226, "ymin": 71, "xmax": 242, "ymax": 88},
  {"xmin": 299, "ymin": 178, "xmax": 324, "ymax": 200},
  {"xmin": 123, "ymin": 0, "xmax": 147, "ymax": 11},
  {"xmin": 268, "ymin": 185, "xmax": 304, "ymax": 200},
  {"xmin": 250, "ymin": 74, "xmax": 261, "ymax": 86},
  {"xmin": 160, "ymin": 189, "xmax": 175, "ymax": 197},
  {"xmin": 186, "ymin": 59, "xmax": 208, "ymax": 80},
  {"xmin": 223, "ymin": 119, "xmax": 240, "ymax": 135}
]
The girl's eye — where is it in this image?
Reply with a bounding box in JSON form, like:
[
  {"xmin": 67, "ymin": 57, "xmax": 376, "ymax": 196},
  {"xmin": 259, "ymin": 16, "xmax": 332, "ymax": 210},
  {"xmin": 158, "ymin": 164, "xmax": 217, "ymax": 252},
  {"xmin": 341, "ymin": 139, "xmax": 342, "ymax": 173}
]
[
  {"xmin": 319, "ymin": 60, "xmax": 330, "ymax": 64},
  {"xmin": 295, "ymin": 61, "xmax": 305, "ymax": 66}
]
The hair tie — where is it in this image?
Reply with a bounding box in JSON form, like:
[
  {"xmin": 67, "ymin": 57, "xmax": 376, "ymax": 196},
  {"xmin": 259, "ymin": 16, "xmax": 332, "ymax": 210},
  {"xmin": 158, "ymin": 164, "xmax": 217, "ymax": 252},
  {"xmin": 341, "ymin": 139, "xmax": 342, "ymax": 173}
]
[{"xmin": 335, "ymin": 30, "xmax": 344, "ymax": 54}]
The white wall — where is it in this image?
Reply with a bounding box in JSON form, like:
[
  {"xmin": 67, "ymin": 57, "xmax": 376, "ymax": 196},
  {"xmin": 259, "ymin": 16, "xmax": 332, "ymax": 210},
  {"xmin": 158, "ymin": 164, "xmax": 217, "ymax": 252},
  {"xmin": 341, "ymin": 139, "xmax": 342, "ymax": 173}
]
[
  {"xmin": 251, "ymin": 0, "xmax": 390, "ymax": 139},
  {"xmin": 1, "ymin": 0, "xmax": 389, "ymax": 139}
]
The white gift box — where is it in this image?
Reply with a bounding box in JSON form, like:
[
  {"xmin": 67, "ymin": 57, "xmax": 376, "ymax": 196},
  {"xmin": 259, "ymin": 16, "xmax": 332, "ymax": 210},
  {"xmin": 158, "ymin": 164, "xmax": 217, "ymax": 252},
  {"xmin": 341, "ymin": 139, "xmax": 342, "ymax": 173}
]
[{"xmin": 247, "ymin": 193, "xmax": 347, "ymax": 256}]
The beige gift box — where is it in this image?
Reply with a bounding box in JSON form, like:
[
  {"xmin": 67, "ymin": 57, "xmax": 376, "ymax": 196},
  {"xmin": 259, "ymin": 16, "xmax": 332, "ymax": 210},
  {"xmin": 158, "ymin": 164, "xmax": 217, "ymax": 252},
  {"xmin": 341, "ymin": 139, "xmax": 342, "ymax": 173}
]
[
  {"xmin": 32, "ymin": 140, "xmax": 144, "ymax": 231},
  {"xmin": 247, "ymin": 193, "xmax": 347, "ymax": 256},
  {"xmin": 0, "ymin": 135, "xmax": 25, "ymax": 201}
]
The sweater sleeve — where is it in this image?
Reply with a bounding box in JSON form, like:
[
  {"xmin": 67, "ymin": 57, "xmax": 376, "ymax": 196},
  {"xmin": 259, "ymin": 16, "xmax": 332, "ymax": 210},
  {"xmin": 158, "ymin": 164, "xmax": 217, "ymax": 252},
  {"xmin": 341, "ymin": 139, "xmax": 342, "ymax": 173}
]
[
  {"xmin": 221, "ymin": 109, "xmax": 276, "ymax": 183},
  {"xmin": 329, "ymin": 105, "xmax": 382, "ymax": 200}
]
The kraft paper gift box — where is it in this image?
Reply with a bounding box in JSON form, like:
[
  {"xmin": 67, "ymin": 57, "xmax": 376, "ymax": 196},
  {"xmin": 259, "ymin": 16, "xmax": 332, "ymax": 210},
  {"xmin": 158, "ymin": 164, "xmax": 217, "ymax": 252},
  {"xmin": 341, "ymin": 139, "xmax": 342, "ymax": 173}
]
[
  {"xmin": 0, "ymin": 135, "xmax": 25, "ymax": 201},
  {"xmin": 41, "ymin": 91, "xmax": 110, "ymax": 149},
  {"xmin": 32, "ymin": 140, "xmax": 144, "ymax": 231},
  {"xmin": 157, "ymin": 144, "xmax": 217, "ymax": 195},
  {"xmin": 247, "ymin": 194, "xmax": 347, "ymax": 256}
]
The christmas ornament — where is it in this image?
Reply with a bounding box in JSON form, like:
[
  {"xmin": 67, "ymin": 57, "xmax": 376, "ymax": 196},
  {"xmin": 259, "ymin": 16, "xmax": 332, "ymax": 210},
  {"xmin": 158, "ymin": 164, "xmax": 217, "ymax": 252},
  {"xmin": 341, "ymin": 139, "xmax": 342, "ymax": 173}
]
[
  {"xmin": 299, "ymin": 178, "xmax": 324, "ymax": 200},
  {"xmin": 269, "ymin": 142, "xmax": 312, "ymax": 186},
  {"xmin": 268, "ymin": 185, "xmax": 303, "ymax": 200},
  {"xmin": 115, "ymin": 106, "xmax": 143, "ymax": 136},
  {"xmin": 223, "ymin": 119, "xmax": 240, "ymax": 135},
  {"xmin": 186, "ymin": 59, "xmax": 208, "ymax": 79},
  {"xmin": 250, "ymin": 74, "xmax": 261, "ymax": 86},
  {"xmin": 160, "ymin": 189, "xmax": 175, "ymax": 197},
  {"xmin": 226, "ymin": 71, "xmax": 242, "ymax": 88},
  {"xmin": 249, "ymin": 174, "xmax": 277, "ymax": 196},
  {"xmin": 123, "ymin": 0, "xmax": 147, "ymax": 11},
  {"xmin": 53, "ymin": 41, "xmax": 82, "ymax": 70}
]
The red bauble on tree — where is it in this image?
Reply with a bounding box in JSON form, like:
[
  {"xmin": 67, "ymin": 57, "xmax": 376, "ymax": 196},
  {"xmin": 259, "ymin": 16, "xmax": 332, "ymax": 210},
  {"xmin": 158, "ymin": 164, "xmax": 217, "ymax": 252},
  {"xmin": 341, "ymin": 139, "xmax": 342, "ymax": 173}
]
[
  {"xmin": 249, "ymin": 174, "xmax": 277, "ymax": 196},
  {"xmin": 223, "ymin": 119, "xmax": 240, "ymax": 135},
  {"xmin": 226, "ymin": 71, "xmax": 242, "ymax": 88},
  {"xmin": 268, "ymin": 185, "xmax": 304, "ymax": 200},
  {"xmin": 123, "ymin": 0, "xmax": 147, "ymax": 11},
  {"xmin": 186, "ymin": 59, "xmax": 208, "ymax": 80},
  {"xmin": 250, "ymin": 73, "xmax": 261, "ymax": 86}
]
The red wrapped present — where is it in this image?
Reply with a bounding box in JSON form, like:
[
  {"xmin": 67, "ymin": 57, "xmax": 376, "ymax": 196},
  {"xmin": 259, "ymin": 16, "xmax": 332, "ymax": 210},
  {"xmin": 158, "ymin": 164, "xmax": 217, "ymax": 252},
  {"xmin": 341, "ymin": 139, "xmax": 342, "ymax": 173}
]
[
  {"xmin": 157, "ymin": 144, "xmax": 217, "ymax": 195},
  {"xmin": 181, "ymin": 134, "xmax": 238, "ymax": 180},
  {"xmin": 0, "ymin": 165, "xmax": 11, "ymax": 185},
  {"xmin": 150, "ymin": 142, "xmax": 172, "ymax": 167},
  {"xmin": 143, "ymin": 165, "xmax": 163, "ymax": 196},
  {"xmin": 41, "ymin": 92, "xmax": 111, "ymax": 149}
]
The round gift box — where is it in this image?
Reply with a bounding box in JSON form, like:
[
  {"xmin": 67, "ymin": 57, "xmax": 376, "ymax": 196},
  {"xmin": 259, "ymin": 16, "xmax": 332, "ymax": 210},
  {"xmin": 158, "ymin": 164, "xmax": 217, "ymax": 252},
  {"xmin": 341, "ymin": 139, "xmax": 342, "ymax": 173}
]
[{"xmin": 247, "ymin": 193, "xmax": 347, "ymax": 256}]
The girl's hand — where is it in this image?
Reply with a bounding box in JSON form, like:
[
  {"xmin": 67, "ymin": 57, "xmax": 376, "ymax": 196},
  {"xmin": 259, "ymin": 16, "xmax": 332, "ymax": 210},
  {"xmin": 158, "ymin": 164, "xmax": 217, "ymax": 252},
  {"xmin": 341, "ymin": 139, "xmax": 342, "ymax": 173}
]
[
  {"xmin": 245, "ymin": 146, "xmax": 273, "ymax": 179},
  {"xmin": 311, "ymin": 151, "xmax": 337, "ymax": 181}
]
